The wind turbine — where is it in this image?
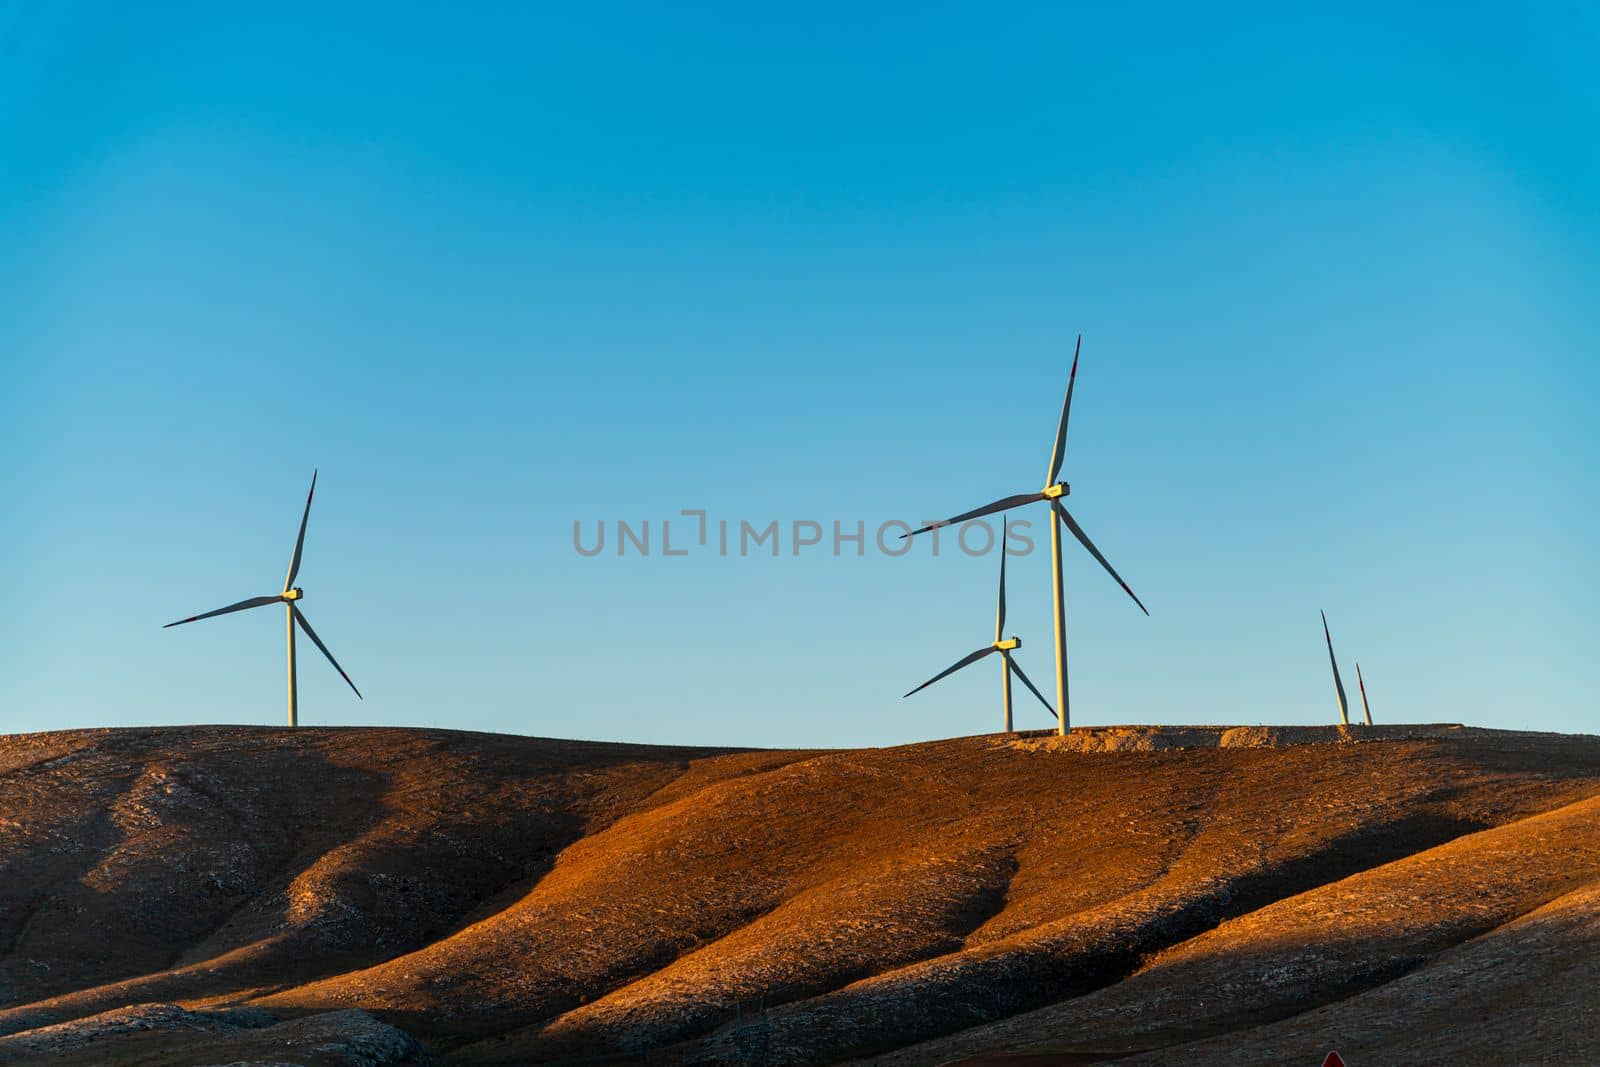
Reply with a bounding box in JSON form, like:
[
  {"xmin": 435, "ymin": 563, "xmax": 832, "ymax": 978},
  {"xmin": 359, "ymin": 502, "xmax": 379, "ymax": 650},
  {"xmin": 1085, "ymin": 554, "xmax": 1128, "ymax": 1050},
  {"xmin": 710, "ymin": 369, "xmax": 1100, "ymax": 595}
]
[
  {"xmin": 904, "ymin": 519, "xmax": 1056, "ymax": 732},
  {"xmin": 1355, "ymin": 661, "xmax": 1374, "ymax": 725},
  {"xmin": 1320, "ymin": 610, "xmax": 1349, "ymax": 726},
  {"xmin": 904, "ymin": 336, "xmax": 1147, "ymax": 734},
  {"xmin": 164, "ymin": 471, "xmax": 361, "ymax": 726}
]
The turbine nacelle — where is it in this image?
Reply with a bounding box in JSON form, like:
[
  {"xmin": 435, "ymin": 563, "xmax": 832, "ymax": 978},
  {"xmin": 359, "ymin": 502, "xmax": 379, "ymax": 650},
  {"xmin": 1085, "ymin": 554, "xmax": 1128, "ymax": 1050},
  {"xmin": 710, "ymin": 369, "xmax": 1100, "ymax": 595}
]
[
  {"xmin": 993, "ymin": 637, "xmax": 1021, "ymax": 651},
  {"xmin": 1041, "ymin": 482, "xmax": 1070, "ymax": 499},
  {"xmin": 282, "ymin": 587, "xmax": 304, "ymax": 602}
]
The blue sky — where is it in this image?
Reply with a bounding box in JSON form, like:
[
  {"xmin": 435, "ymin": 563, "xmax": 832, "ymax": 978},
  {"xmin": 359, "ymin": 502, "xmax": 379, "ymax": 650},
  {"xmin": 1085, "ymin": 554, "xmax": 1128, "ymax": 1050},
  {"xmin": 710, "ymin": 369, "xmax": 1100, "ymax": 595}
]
[{"xmin": 3, "ymin": 3, "xmax": 1596, "ymax": 747}]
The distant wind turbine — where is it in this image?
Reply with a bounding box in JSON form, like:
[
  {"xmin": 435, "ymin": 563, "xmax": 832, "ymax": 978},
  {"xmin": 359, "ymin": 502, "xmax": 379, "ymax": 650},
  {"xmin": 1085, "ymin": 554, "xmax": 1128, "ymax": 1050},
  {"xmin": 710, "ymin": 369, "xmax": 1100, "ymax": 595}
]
[
  {"xmin": 1356, "ymin": 661, "xmax": 1374, "ymax": 725},
  {"xmin": 1320, "ymin": 610, "xmax": 1349, "ymax": 726},
  {"xmin": 903, "ymin": 336, "xmax": 1147, "ymax": 734},
  {"xmin": 904, "ymin": 519, "xmax": 1057, "ymax": 733},
  {"xmin": 164, "ymin": 471, "xmax": 361, "ymax": 726}
]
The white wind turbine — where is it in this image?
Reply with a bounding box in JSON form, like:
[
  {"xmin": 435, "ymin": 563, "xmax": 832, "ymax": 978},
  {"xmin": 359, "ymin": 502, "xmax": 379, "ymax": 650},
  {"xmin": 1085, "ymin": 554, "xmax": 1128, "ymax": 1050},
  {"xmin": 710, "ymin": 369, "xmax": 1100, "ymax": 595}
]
[
  {"xmin": 164, "ymin": 471, "xmax": 361, "ymax": 725},
  {"xmin": 904, "ymin": 518, "xmax": 1056, "ymax": 732},
  {"xmin": 1320, "ymin": 609, "xmax": 1351, "ymax": 726},
  {"xmin": 903, "ymin": 336, "xmax": 1147, "ymax": 734},
  {"xmin": 1320, "ymin": 611, "xmax": 1374, "ymax": 727}
]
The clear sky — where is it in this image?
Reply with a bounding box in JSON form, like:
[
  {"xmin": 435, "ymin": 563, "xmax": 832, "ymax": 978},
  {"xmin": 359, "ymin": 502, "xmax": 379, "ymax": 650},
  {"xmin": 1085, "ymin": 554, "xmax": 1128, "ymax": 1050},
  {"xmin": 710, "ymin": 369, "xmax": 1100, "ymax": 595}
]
[{"xmin": 3, "ymin": 3, "xmax": 1596, "ymax": 747}]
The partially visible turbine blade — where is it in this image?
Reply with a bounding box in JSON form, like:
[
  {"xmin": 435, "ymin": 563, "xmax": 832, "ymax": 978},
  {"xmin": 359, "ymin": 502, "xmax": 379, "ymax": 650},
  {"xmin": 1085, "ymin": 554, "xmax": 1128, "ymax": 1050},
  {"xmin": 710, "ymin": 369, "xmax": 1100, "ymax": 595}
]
[
  {"xmin": 1321, "ymin": 610, "xmax": 1348, "ymax": 725},
  {"xmin": 293, "ymin": 606, "xmax": 362, "ymax": 699},
  {"xmin": 164, "ymin": 595, "xmax": 282, "ymax": 628},
  {"xmin": 1007, "ymin": 656, "xmax": 1057, "ymax": 721},
  {"xmin": 284, "ymin": 469, "xmax": 318, "ymax": 591},
  {"xmin": 995, "ymin": 517, "xmax": 1008, "ymax": 642},
  {"xmin": 903, "ymin": 646, "xmax": 996, "ymax": 699},
  {"xmin": 902, "ymin": 493, "xmax": 1043, "ymax": 539},
  {"xmin": 1045, "ymin": 334, "xmax": 1082, "ymax": 486},
  {"xmin": 1053, "ymin": 503, "xmax": 1149, "ymax": 615},
  {"xmin": 1356, "ymin": 661, "xmax": 1372, "ymax": 726}
]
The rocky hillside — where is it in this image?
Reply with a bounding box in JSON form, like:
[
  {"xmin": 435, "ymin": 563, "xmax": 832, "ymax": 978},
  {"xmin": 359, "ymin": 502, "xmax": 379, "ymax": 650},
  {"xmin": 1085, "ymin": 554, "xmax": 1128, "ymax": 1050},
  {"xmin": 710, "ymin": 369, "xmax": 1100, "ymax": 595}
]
[{"xmin": 0, "ymin": 724, "xmax": 1594, "ymax": 1065}]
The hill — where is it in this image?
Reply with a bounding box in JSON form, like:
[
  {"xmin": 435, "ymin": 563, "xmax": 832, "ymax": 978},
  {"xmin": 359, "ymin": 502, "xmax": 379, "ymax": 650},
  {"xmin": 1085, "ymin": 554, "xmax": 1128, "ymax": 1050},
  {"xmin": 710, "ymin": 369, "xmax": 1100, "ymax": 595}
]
[{"xmin": 0, "ymin": 724, "xmax": 1595, "ymax": 1065}]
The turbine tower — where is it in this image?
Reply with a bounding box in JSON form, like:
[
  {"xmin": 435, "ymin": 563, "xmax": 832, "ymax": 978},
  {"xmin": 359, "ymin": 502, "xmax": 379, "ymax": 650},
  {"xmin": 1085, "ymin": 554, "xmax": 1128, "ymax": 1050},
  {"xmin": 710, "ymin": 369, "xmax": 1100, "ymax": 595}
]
[
  {"xmin": 903, "ymin": 336, "xmax": 1147, "ymax": 734},
  {"xmin": 1320, "ymin": 610, "xmax": 1349, "ymax": 726},
  {"xmin": 1356, "ymin": 661, "xmax": 1373, "ymax": 726},
  {"xmin": 904, "ymin": 519, "xmax": 1056, "ymax": 732},
  {"xmin": 164, "ymin": 471, "xmax": 361, "ymax": 726}
]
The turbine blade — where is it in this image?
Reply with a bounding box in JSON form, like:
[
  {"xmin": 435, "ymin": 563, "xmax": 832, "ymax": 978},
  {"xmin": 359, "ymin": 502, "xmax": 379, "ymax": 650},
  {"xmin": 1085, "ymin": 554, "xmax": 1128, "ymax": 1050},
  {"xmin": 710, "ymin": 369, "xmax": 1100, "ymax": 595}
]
[
  {"xmin": 163, "ymin": 595, "xmax": 282, "ymax": 628},
  {"xmin": 293, "ymin": 606, "xmax": 362, "ymax": 699},
  {"xmin": 1053, "ymin": 503, "xmax": 1149, "ymax": 615},
  {"xmin": 1007, "ymin": 656, "xmax": 1057, "ymax": 721},
  {"xmin": 902, "ymin": 493, "xmax": 1043, "ymax": 539},
  {"xmin": 1045, "ymin": 335, "xmax": 1082, "ymax": 486},
  {"xmin": 284, "ymin": 470, "xmax": 317, "ymax": 591},
  {"xmin": 1321, "ymin": 610, "xmax": 1349, "ymax": 725},
  {"xmin": 995, "ymin": 517, "xmax": 1008, "ymax": 642},
  {"xmin": 1356, "ymin": 661, "xmax": 1372, "ymax": 725},
  {"xmin": 903, "ymin": 646, "xmax": 997, "ymax": 699}
]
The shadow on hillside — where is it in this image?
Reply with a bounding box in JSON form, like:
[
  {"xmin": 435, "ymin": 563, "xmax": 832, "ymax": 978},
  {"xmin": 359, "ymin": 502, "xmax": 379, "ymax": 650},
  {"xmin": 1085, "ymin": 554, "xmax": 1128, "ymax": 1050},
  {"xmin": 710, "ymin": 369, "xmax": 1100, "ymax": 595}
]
[
  {"xmin": 0, "ymin": 727, "xmax": 701, "ymax": 1040},
  {"xmin": 632, "ymin": 813, "xmax": 1495, "ymax": 1066}
]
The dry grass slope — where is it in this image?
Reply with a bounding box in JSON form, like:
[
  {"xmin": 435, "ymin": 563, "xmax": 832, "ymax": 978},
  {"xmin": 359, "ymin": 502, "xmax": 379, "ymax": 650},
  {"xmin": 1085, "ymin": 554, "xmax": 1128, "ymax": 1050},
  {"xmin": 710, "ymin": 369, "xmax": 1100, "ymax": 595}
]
[{"xmin": 0, "ymin": 724, "xmax": 1595, "ymax": 1065}]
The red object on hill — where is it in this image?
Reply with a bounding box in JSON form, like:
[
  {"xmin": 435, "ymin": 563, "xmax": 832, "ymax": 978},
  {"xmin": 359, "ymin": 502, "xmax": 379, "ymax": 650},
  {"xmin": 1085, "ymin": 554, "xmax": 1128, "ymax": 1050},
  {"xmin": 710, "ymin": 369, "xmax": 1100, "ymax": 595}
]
[{"xmin": 1322, "ymin": 1054, "xmax": 1347, "ymax": 1067}]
